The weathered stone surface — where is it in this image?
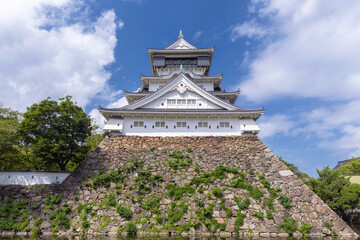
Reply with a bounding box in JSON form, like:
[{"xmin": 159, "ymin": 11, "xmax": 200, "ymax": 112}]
[
  {"xmin": 0, "ymin": 135, "xmax": 357, "ymax": 238},
  {"xmin": 333, "ymin": 218, "xmax": 347, "ymax": 232}
]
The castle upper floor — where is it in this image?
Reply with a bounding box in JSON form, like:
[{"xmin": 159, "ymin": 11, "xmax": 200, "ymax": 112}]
[{"xmin": 147, "ymin": 30, "xmax": 214, "ymax": 77}]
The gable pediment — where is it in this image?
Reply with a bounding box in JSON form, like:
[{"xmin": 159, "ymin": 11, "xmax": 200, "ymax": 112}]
[
  {"xmin": 123, "ymin": 73, "xmax": 240, "ymax": 111},
  {"xmin": 166, "ymin": 38, "xmax": 197, "ymax": 50}
]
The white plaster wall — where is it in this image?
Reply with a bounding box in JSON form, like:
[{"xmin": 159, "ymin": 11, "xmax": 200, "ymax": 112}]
[
  {"xmin": 122, "ymin": 117, "xmax": 251, "ymax": 136},
  {"xmin": 142, "ymin": 91, "xmax": 222, "ymax": 109},
  {"xmin": 103, "ymin": 118, "xmax": 123, "ymax": 132},
  {"xmin": 0, "ymin": 172, "xmax": 70, "ymax": 185}
]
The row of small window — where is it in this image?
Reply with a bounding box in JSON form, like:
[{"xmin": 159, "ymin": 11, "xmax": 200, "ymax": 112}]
[
  {"xmin": 166, "ymin": 99, "xmax": 197, "ymax": 106},
  {"xmin": 132, "ymin": 121, "xmax": 231, "ymax": 129}
]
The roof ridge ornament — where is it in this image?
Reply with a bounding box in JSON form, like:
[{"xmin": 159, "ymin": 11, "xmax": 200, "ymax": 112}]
[{"xmin": 179, "ymin": 29, "xmax": 184, "ymax": 38}]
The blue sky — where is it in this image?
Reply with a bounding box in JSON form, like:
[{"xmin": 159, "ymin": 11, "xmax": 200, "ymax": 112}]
[{"xmin": 1, "ymin": 0, "xmax": 360, "ymax": 176}]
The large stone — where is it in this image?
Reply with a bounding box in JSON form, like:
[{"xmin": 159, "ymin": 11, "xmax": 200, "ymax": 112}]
[
  {"xmin": 160, "ymin": 199, "xmax": 171, "ymax": 205},
  {"xmin": 333, "ymin": 219, "xmax": 347, "ymax": 232}
]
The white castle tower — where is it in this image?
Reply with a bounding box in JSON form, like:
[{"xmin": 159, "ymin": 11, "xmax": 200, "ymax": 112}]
[{"xmin": 99, "ymin": 31, "xmax": 264, "ymax": 136}]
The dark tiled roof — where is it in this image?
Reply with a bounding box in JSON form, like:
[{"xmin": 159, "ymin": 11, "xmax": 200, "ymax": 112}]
[{"xmin": 99, "ymin": 107, "xmax": 264, "ymax": 113}]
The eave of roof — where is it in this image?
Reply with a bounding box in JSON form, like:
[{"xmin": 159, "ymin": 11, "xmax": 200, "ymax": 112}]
[
  {"xmin": 140, "ymin": 69, "xmax": 223, "ymax": 88},
  {"xmin": 99, "ymin": 108, "xmax": 264, "ymax": 121}
]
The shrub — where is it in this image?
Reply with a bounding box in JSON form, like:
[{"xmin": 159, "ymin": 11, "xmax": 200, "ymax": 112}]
[
  {"xmin": 234, "ymin": 211, "xmax": 245, "ymax": 231},
  {"xmin": 169, "ymin": 151, "xmax": 184, "ymax": 159},
  {"xmin": 266, "ymin": 198, "xmax": 275, "ymax": 211},
  {"xmin": 212, "ymin": 187, "xmax": 223, "ymax": 197},
  {"xmin": 82, "ymin": 220, "xmax": 90, "ymax": 231},
  {"xmin": 249, "ymin": 187, "xmax": 263, "ymax": 201},
  {"xmin": 84, "ymin": 205, "xmax": 92, "ymax": 214},
  {"xmin": 56, "ymin": 212, "xmax": 70, "ymax": 229},
  {"xmin": 150, "ymin": 146, "xmax": 155, "ymax": 152},
  {"xmin": 116, "ymin": 205, "xmax": 132, "ymax": 220},
  {"xmin": 195, "ymin": 199, "xmax": 205, "ymax": 207},
  {"xmin": 74, "ymin": 195, "xmax": 79, "ymax": 201},
  {"xmin": 34, "ymin": 218, "xmax": 43, "ymax": 227},
  {"xmin": 277, "ymin": 217, "xmax": 298, "ymax": 235},
  {"xmin": 166, "ymin": 183, "xmax": 195, "ymax": 200},
  {"xmin": 279, "ymin": 194, "xmax": 292, "ymax": 209},
  {"xmin": 105, "ymin": 193, "xmax": 117, "ymax": 207},
  {"xmin": 248, "ymin": 169, "xmax": 254, "ymax": 175},
  {"xmin": 299, "ymin": 221, "xmax": 311, "ymax": 234},
  {"xmin": 142, "ymin": 195, "xmax": 161, "ymax": 211},
  {"xmin": 187, "ymin": 147, "xmax": 193, "ymax": 153},
  {"xmin": 31, "ymin": 203, "xmax": 40, "ymax": 209},
  {"xmin": 31, "ymin": 226, "xmax": 39, "ymax": 237},
  {"xmin": 266, "ymin": 211, "xmax": 273, "ymax": 220},
  {"xmin": 168, "ymin": 201, "xmax": 188, "ymax": 224},
  {"xmin": 252, "ymin": 211, "xmax": 264, "ymax": 219},
  {"xmin": 126, "ymin": 221, "xmax": 137, "ymax": 236},
  {"xmin": 238, "ymin": 197, "xmax": 250, "ymax": 210}
]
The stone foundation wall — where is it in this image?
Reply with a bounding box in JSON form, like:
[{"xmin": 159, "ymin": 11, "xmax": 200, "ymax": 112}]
[{"xmin": 0, "ymin": 136, "xmax": 357, "ymax": 238}]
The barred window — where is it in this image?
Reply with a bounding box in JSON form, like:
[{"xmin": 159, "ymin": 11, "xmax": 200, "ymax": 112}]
[
  {"xmin": 176, "ymin": 122, "xmax": 187, "ymax": 128},
  {"xmin": 187, "ymin": 99, "xmax": 196, "ymax": 105},
  {"xmin": 177, "ymin": 99, "xmax": 186, "ymax": 105},
  {"xmin": 155, "ymin": 122, "xmax": 165, "ymax": 128},
  {"xmin": 134, "ymin": 121, "xmax": 144, "ymax": 127},
  {"xmin": 198, "ymin": 122, "xmax": 208, "ymax": 128},
  {"xmin": 219, "ymin": 122, "xmax": 230, "ymax": 128},
  {"xmin": 167, "ymin": 99, "xmax": 176, "ymax": 105}
]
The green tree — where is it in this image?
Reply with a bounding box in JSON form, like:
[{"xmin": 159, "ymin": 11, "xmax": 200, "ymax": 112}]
[
  {"xmin": 307, "ymin": 166, "xmax": 351, "ymax": 211},
  {"xmin": 19, "ymin": 96, "xmax": 92, "ymax": 171},
  {"xmin": 0, "ymin": 104, "xmax": 24, "ymax": 169},
  {"xmin": 338, "ymin": 158, "xmax": 360, "ymax": 174}
]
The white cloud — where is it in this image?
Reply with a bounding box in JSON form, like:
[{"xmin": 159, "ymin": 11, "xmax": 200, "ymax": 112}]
[
  {"xmin": 89, "ymin": 97, "xmax": 128, "ymax": 130},
  {"xmin": 118, "ymin": 19, "xmax": 124, "ymax": 29},
  {"xmin": 258, "ymin": 114, "xmax": 295, "ymax": 138},
  {"xmin": 233, "ymin": 0, "xmax": 360, "ymax": 155},
  {"xmin": 230, "ymin": 19, "xmax": 269, "ymax": 42},
  {"xmin": 192, "ymin": 31, "xmax": 203, "ymax": 40},
  {"xmin": 0, "ymin": 0, "xmax": 118, "ymax": 111},
  {"xmin": 236, "ymin": 0, "xmax": 360, "ymax": 103}
]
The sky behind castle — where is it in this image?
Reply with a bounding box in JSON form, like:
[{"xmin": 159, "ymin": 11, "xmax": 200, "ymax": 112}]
[{"xmin": 1, "ymin": 0, "xmax": 360, "ymax": 176}]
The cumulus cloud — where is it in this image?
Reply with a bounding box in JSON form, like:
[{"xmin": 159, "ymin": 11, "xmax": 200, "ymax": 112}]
[
  {"xmin": 89, "ymin": 97, "xmax": 128, "ymax": 130},
  {"xmin": 230, "ymin": 19, "xmax": 269, "ymax": 42},
  {"xmin": 232, "ymin": 0, "xmax": 360, "ymax": 155},
  {"xmin": 258, "ymin": 114, "xmax": 295, "ymax": 138},
  {"xmin": 0, "ymin": 0, "xmax": 119, "ymax": 111},
  {"xmin": 236, "ymin": 0, "xmax": 360, "ymax": 103}
]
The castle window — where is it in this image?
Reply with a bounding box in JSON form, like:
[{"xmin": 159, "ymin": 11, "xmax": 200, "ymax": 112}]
[
  {"xmin": 176, "ymin": 122, "xmax": 187, "ymax": 128},
  {"xmin": 155, "ymin": 122, "xmax": 165, "ymax": 128},
  {"xmin": 134, "ymin": 121, "xmax": 144, "ymax": 127},
  {"xmin": 198, "ymin": 122, "xmax": 208, "ymax": 128},
  {"xmin": 177, "ymin": 99, "xmax": 186, "ymax": 105},
  {"xmin": 167, "ymin": 99, "xmax": 176, "ymax": 105},
  {"xmin": 219, "ymin": 122, "xmax": 230, "ymax": 128},
  {"xmin": 187, "ymin": 99, "xmax": 196, "ymax": 105}
]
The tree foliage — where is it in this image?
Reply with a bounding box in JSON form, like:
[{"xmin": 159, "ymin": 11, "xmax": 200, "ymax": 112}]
[
  {"xmin": 0, "ymin": 104, "xmax": 25, "ymax": 169},
  {"xmin": 308, "ymin": 166, "xmax": 350, "ymax": 211},
  {"xmin": 19, "ymin": 96, "xmax": 92, "ymax": 171},
  {"xmin": 338, "ymin": 158, "xmax": 360, "ymax": 174}
]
